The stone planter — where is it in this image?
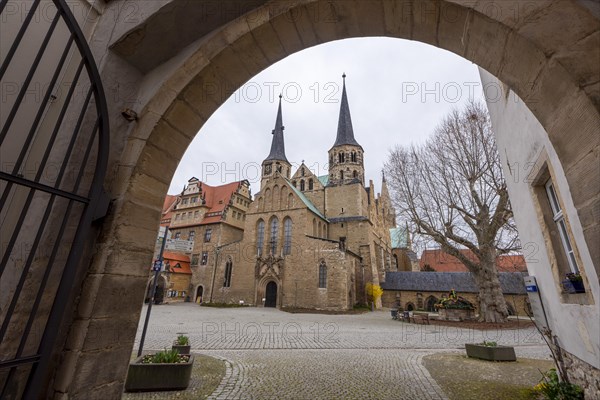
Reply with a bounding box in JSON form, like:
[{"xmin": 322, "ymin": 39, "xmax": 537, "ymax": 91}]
[
  {"xmin": 465, "ymin": 344, "xmax": 516, "ymax": 361},
  {"xmin": 438, "ymin": 308, "xmax": 475, "ymax": 321},
  {"xmin": 125, "ymin": 355, "xmax": 194, "ymax": 392},
  {"xmin": 172, "ymin": 344, "xmax": 191, "ymax": 355}
]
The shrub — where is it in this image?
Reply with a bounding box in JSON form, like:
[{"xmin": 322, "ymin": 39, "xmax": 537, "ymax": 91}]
[{"xmin": 533, "ymin": 369, "xmax": 583, "ymax": 400}]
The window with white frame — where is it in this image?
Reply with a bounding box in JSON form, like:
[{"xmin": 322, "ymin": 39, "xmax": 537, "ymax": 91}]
[
  {"xmin": 545, "ymin": 179, "xmax": 579, "ymax": 273},
  {"xmin": 201, "ymin": 251, "xmax": 208, "ymax": 265}
]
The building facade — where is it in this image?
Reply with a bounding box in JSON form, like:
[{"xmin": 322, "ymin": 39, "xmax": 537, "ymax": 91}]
[
  {"xmin": 170, "ymin": 78, "xmax": 404, "ymax": 310},
  {"xmin": 480, "ymin": 70, "xmax": 599, "ymax": 397},
  {"xmin": 381, "ymin": 271, "xmax": 530, "ymax": 316}
]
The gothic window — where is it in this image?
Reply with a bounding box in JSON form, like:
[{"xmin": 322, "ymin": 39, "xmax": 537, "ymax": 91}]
[
  {"xmin": 300, "ymin": 180, "xmax": 305, "ymax": 191},
  {"xmin": 338, "ymin": 153, "xmax": 345, "ymax": 163},
  {"xmin": 318, "ymin": 221, "xmax": 322, "ymax": 237},
  {"xmin": 224, "ymin": 258, "xmax": 233, "ymax": 287},
  {"xmin": 287, "ymin": 193, "xmax": 294, "ymax": 208},
  {"xmin": 312, "ymin": 218, "xmax": 317, "ymax": 236},
  {"xmin": 301, "ymin": 168, "xmax": 305, "ymax": 176},
  {"xmin": 257, "ymin": 219, "xmax": 265, "ymax": 256},
  {"xmin": 308, "ymin": 179, "xmax": 313, "ymax": 190},
  {"xmin": 318, "ymin": 261, "xmax": 327, "ymax": 288},
  {"xmin": 283, "ymin": 218, "xmax": 292, "ymax": 255},
  {"xmin": 204, "ymin": 228, "xmax": 212, "ymax": 242},
  {"xmin": 270, "ymin": 217, "xmax": 279, "ymax": 255},
  {"xmin": 351, "ymin": 152, "xmax": 356, "ymax": 162}
]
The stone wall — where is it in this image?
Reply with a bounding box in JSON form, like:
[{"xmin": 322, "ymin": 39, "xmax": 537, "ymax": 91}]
[
  {"xmin": 561, "ymin": 349, "xmax": 600, "ymax": 400},
  {"xmin": 382, "ymin": 290, "xmax": 530, "ymax": 317}
]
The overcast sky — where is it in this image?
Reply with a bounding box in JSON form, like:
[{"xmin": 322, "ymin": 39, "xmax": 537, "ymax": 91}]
[{"xmin": 168, "ymin": 37, "xmax": 486, "ymax": 197}]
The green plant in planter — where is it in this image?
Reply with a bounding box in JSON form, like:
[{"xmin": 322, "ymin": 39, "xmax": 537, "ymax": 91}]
[
  {"xmin": 533, "ymin": 368, "xmax": 583, "ymax": 399},
  {"xmin": 142, "ymin": 348, "xmax": 189, "ymax": 364},
  {"xmin": 566, "ymin": 273, "xmax": 582, "ymax": 282},
  {"xmin": 176, "ymin": 334, "xmax": 189, "ymax": 346}
]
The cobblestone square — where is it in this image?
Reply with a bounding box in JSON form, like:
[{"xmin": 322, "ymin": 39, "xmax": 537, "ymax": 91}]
[{"xmin": 131, "ymin": 303, "xmax": 551, "ymax": 399}]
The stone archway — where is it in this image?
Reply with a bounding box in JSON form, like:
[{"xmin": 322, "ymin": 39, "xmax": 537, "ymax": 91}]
[
  {"xmin": 51, "ymin": 1, "xmax": 599, "ymax": 397},
  {"xmin": 145, "ymin": 275, "xmax": 167, "ymax": 305}
]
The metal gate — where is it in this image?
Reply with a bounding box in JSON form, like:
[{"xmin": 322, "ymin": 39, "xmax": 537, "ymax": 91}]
[{"xmin": 0, "ymin": 0, "xmax": 109, "ymax": 398}]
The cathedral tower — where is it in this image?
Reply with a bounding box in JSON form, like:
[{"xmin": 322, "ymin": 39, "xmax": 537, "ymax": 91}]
[
  {"xmin": 261, "ymin": 95, "xmax": 291, "ymax": 189},
  {"xmin": 328, "ymin": 74, "xmax": 364, "ymax": 186}
]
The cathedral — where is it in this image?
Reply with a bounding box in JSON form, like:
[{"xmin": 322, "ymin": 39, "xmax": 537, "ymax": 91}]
[{"xmin": 166, "ymin": 76, "xmax": 406, "ymax": 310}]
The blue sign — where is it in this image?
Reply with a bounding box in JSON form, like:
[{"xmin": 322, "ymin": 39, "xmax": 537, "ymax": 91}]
[
  {"xmin": 152, "ymin": 260, "xmax": 162, "ymax": 272},
  {"xmin": 526, "ymin": 285, "xmax": 538, "ymax": 292}
]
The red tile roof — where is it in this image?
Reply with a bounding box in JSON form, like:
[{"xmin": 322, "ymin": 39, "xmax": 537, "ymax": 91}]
[
  {"xmin": 160, "ymin": 251, "xmax": 192, "ymax": 274},
  {"xmin": 197, "ymin": 181, "xmax": 243, "ymax": 225},
  {"xmin": 419, "ymin": 249, "xmax": 527, "ymax": 273}
]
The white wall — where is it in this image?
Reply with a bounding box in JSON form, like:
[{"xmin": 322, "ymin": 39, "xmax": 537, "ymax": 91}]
[{"xmin": 480, "ymin": 68, "xmax": 599, "ymax": 369}]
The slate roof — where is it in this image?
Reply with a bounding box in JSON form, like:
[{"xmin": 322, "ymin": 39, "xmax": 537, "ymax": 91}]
[
  {"xmin": 285, "ymin": 178, "xmax": 327, "ymax": 221},
  {"xmin": 265, "ymin": 96, "xmax": 289, "ymax": 163},
  {"xmin": 331, "ymin": 75, "xmax": 362, "ymax": 149},
  {"xmin": 389, "ymin": 227, "xmax": 408, "ymax": 249},
  {"xmin": 420, "ymin": 249, "xmax": 527, "ymax": 273},
  {"xmin": 381, "ymin": 272, "xmax": 527, "ymax": 294}
]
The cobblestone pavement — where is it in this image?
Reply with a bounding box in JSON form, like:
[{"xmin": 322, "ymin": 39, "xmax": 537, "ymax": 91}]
[{"xmin": 132, "ymin": 303, "xmax": 551, "ymax": 399}]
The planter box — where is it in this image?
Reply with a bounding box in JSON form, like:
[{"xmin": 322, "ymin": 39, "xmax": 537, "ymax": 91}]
[
  {"xmin": 172, "ymin": 344, "xmax": 191, "ymax": 355},
  {"xmin": 125, "ymin": 355, "xmax": 194, "ymax": 392},
  {"xmin": 465, "ymin": 344, "xmax": 516, "ymax": 362},
  {"xmin": 438, "ymin": 308, "xmax": 475, "ymax": 321}
]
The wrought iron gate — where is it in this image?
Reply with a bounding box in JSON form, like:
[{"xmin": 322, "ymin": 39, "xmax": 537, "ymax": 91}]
[{"xmin": 0, "ymin": 0, "xmax": 109, "ymax": 398}]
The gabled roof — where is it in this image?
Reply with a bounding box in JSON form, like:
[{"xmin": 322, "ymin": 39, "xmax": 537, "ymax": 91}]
[
  {"xmin": 197, "ymin": 181, "xmax": 244, "ymax": 225},
  {"xmin": 381, "ymin": 271, "xmax": 527, "ymax": 294},
  {"xmin": 331, "ymin": 74, "xmax": 362, "ymax": 150},
  {"xmin": 284, "ymin": 178, "xmax": 327, "ymax": 221},
  {"xmin": 419, "ymin": 249, "xmax": 527, "ymax": 273},
  {"xmin": 390, "ymin": 227, "xmax": 408, "ymax": 249},
  {"xmin": 265, "ymin": 95, "xmax": 289, "ymax": 163}
]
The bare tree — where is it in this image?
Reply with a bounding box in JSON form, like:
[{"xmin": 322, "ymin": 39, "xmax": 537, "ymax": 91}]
[{"xmin": 385, "ymin": 101, "xmax": 520, "ymax": 323}]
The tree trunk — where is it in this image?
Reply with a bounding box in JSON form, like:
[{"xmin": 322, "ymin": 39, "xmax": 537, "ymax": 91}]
[{"xmin": 472, "ymin": 259, "xmax": 509, "ymax": 323}]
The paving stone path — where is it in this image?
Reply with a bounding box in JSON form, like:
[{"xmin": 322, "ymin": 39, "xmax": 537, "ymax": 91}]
[{"xmin": 132, "ymin": 303, "xmax": 551, "ymax": 399}]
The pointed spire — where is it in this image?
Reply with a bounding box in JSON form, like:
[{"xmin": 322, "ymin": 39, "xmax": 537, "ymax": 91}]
[
  {"xmin": 332, "ymin": 73, "xmax": 361, "ymax": 148},
  {"xmin": 265, "ymin": 94, "xmax": 289, "ymax": 163}
]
